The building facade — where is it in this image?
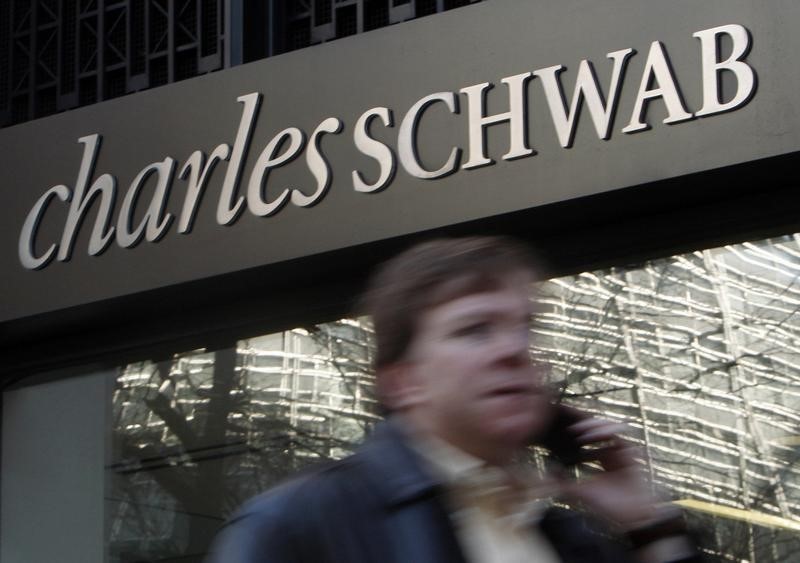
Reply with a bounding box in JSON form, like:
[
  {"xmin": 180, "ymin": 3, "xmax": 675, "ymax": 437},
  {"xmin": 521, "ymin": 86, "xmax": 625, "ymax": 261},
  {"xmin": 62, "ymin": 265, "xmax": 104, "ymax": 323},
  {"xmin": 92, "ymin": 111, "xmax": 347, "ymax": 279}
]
[{"xmin": 3, "ymin": 1, "xmax": 800, "ymax": 561}]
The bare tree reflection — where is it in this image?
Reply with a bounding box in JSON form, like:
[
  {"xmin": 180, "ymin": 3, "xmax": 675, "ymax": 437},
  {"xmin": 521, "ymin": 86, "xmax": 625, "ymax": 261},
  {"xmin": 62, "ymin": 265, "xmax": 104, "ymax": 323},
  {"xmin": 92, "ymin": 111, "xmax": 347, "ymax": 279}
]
[{"xmin": 108, "ymin": 325, "xmax": 379, "ymax": 562}]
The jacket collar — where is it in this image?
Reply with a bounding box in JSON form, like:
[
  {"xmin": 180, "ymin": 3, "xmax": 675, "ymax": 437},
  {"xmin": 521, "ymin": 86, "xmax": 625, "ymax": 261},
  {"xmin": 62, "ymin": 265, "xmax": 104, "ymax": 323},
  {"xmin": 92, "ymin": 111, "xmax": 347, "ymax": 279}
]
[{"xmin": 356, "ymin": 416, "xmax": 445, "ymax": 508}]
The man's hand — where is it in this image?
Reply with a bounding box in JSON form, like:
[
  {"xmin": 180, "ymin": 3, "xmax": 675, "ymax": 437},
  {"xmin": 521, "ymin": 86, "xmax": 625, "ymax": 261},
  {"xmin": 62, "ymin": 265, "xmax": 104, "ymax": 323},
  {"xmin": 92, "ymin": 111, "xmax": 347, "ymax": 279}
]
[
  {"xmin": 557, "ymin": 417, "xmax": 660, "ymax": 528},
  {"xmin": 555, "ymin": 418, "xmax": 701, "ymax": 562}
]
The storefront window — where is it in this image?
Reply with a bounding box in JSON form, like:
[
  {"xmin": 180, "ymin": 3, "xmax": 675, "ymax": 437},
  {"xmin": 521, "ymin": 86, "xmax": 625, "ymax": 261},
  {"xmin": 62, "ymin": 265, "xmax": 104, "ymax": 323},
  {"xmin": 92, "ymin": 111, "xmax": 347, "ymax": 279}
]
[
  {"xmin": 533, "ymin": 235, "xmax": 800, "ymax": 562},
  {"xmin": 5, "ymin": 233, "xmax": 800, "ymax": 562},
  {"xmin": 107, "ymin": 323, "xmax": 378, "ymax": 562}
]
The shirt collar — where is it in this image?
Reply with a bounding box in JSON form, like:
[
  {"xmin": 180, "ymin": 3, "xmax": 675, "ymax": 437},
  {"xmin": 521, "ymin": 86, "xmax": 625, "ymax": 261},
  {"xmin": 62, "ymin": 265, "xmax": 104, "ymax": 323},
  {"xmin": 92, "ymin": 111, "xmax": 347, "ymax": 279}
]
[
  {"xmin": 397, "ymin": 416, "xmax": 558, "ymax": 525},
  {"xmin": 409, "ymin": 428, "xmax": 488, "ymax": 486}
]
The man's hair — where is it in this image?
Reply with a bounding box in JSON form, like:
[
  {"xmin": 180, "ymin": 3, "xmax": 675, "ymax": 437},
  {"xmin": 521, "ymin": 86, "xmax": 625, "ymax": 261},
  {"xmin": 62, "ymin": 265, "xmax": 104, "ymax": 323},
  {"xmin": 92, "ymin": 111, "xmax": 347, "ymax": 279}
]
[{"xmin": 361, "ymin": 235, "xmax": 541, "ymax": 370}]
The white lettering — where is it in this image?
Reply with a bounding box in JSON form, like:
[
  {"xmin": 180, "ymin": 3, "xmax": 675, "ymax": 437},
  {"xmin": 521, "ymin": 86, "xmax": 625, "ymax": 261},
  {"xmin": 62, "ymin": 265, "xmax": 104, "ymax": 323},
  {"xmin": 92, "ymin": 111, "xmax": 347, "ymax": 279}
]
[
  {"xmin": 19, "ymin": 185, "xmax": 70, "ymax": 270},
  {"xmin": 116, "ymin": 158, "xmax": 176, "ymax": 248},
  {"xmin": 177, "ymin": 145, "xmax": 231, "ymax": 234},
  {"xmin": 293, "ymin": 117, "xmax": 343, "ymax": 207},
  {"xmin": 352, "ymin": 107, "xmax": 395, "ymax": 193},
  {"xmin": 17, "ymin": 23, "xmax": 760, "ymax": 271},
  {"xmin": 460, "ymin": 73, "xmax": 534, "ymax": 169},
  {"xmin": 217, "ymin": 92, "xmax": 261, "ymax": 225},
  {"xmin": 623, "ymin": 41, "xmax": 693, "ymax": 133},
  {"xmin": 398, "ymin": 92, "xmax": 461, "ymax": 179},
  {"xmin": 535, "ymin": 49, "xmax": 635, "ymax": 148},
  {"xmin": 58, "ymin": 134, "xmax": 117, "ymax": 261},
  {"xmin": 694, "ymin": 24, "xmax": 755, "ymax": 117},
  {"xmin": 247, "ymin": 128, "xmax": 305, "ymax": 216}
]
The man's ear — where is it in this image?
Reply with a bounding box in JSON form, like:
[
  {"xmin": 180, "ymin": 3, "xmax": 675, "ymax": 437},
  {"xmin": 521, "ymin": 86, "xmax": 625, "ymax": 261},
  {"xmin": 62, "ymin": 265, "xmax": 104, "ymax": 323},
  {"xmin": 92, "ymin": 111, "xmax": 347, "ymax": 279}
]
[{"xmin": 376, "ymin": 362, "xmax": 423, "ymax": 412}]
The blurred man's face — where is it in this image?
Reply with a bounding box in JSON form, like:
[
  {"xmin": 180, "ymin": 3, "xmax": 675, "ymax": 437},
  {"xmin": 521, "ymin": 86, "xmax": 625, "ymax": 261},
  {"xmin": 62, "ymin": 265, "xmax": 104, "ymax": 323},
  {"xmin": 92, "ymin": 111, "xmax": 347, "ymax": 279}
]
[{"xmin": 398, "ymin": 273, "xmax": 551, "ymax": 464}]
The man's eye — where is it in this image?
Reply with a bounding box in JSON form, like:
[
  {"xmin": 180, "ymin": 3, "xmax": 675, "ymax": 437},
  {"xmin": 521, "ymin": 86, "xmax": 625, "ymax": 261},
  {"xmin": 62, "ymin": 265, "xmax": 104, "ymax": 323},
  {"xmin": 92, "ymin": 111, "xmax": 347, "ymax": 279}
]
[{"xmin": 452, "ymin": 322, "xmax": 492, "ymax": 338}]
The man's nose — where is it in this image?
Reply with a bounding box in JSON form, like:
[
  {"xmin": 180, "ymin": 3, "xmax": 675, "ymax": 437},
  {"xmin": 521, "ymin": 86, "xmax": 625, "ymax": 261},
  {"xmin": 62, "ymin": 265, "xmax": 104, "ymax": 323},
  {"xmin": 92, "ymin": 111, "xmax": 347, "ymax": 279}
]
[{"xmin": 492, "ymin": 328, "xmax": 531, "ymax": 367}]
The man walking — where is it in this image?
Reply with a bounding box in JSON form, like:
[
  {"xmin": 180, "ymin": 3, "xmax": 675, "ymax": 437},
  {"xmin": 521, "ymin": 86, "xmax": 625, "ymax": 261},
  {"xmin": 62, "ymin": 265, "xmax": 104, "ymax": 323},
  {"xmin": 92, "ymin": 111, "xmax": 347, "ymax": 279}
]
[{"xmin": 208, "ymin": 236, "xmax": 700, "ymax": 563}]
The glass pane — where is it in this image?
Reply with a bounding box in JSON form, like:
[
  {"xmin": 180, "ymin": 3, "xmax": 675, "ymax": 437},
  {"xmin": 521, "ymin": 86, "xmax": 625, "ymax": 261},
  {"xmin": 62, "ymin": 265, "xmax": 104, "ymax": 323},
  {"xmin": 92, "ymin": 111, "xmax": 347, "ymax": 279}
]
[
  {"xmin": 107, "ymin": 324, "xmax": 378, "ymax": 562},
  {"xmin": 533, "ymin": 234, "xmax": 800, "ymax": 562}
]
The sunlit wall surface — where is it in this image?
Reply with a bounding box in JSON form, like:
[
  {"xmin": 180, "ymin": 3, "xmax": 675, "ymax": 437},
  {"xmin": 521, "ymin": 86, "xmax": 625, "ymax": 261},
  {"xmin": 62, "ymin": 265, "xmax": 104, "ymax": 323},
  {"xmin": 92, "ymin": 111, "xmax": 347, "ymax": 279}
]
[{"xmin": 107, "ymin": 234, "xmax": 800, "ymax": 562}]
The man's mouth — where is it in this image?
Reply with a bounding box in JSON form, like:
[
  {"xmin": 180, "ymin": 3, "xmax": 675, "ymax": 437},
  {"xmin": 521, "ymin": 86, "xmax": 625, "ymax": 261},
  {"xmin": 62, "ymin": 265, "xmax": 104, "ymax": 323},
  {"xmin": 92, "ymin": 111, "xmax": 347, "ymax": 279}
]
[{"xmin": 485, "ymin": 383, "xmax": 534, "ymax": 397}]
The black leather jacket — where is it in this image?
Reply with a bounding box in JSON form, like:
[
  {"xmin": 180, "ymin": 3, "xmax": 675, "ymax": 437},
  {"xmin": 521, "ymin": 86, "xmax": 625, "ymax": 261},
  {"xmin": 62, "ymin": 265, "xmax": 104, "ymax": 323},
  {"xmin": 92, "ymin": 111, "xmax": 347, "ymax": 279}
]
[{"xmin": 207, "ymin": 419, "xmax": 674, "ymax": 562}]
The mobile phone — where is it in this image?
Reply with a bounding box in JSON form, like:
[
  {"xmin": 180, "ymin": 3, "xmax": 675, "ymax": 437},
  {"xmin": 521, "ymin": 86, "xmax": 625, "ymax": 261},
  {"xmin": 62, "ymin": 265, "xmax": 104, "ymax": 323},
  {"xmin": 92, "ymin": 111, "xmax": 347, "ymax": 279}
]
[{"xmin": 536, "ymin": 403, "xmax": 588, "ymax": 466}]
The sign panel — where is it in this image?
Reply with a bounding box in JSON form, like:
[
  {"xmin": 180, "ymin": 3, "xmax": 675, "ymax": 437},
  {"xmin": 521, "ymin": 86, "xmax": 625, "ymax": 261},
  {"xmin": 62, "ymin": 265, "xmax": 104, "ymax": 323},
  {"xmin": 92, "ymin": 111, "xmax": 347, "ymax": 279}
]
[{"xmin": 2, "ymin": 0, "xmax": 799, "ymax": 322}]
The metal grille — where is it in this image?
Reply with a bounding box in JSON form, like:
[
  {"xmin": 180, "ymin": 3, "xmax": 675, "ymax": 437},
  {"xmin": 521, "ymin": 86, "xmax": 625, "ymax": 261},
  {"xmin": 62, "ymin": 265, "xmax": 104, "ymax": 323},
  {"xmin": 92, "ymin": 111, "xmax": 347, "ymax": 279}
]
[
  {"xmin": 149, "ymin": 0, "xmax": 168, "ymax": 55},
  {"xmin": 0, "ymin": 0, "xmax": 483, "ymax": 127},
  {"xmin": 149, "ymin": 55, "xmax": 168, "ymax": 87},
  {"xmin": 335, "ymin": 4, "xmax": 357, "ymax": 38},
  {"xmin": 175, "ymin": 0, "xmax": 197, "ymax": 48},
  {"xmin": 129, "ymin": 2, "xmax": 146, "ymax": 75},
  {"xmin": 34, "ymin": 85, "xmax": 56, "ymax": 114},
  {"xmin": 104, "ymin": 6, "xmax": 126, "ymax": 67},
  {"xmin": 103, "ymin": 67, "xmax": 126, "ymax": 99},
  {"xmin": 200, "ymin": 0, "xmax": 218, "ymax": 57},
  {"xmin": 315, "ymin": 0, "xmax": 332, "ymax": 25},
  {"xmin": 78, "ymin": 75, "xmax": 96, "ymax": 104},
  {"xmin": 11, "ymin": 0, "xmax": 32, "ymax": 103},
  {"xmin": 1, "ymin": 0, "xmax": 228, "ymax": 127},
  {"xmin": 279, "ymin": 0, "xmax": 482, "ymax": 54},
  {"xmin": 415, "ymin": 0, "xmax": 437, "ymax": 17},
  {"xmin": 444, "ymin": 0, "xmax": 471, "ymax": 10},
  {"xmin": 0, "ymin": 4, "xmax": 8, "ymax": 116},
  {"xmin": 78, "ymin": 11, "xmax": 97, "ymax": 73},
  {"xmin": 60, "ymin": 0, "xmax": 77, "ymax": 94},
  {"xmin": 364, "ymin": 0, "xmax": 389, "ymax": 32},
  {"xmin": 175, "ymin": 49, "xmax": 198, "ymax": 81}
]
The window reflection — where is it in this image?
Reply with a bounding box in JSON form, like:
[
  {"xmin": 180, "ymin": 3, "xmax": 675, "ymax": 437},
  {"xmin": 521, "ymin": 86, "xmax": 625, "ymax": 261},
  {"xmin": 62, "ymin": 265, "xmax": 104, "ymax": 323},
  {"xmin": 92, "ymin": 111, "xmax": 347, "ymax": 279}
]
[
  {"xmin": 534, "ymin": 236, "xmax": 800, "ymax": 562},
  {"xmin": 108, "ymin": 234, "xmax": 800, "ymax": 562},
  {"xmin": 108, "ymin": 323, "xmax": 379, "ymax": 562}
]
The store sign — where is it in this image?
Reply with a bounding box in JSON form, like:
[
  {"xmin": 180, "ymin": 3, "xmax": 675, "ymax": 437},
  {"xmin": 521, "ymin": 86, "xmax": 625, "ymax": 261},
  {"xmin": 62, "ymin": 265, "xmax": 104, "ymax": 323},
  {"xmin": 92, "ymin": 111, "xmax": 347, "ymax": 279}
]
[{"xmin": 18, "ymin": 24, "xmax": 755, "ymax": 270}]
